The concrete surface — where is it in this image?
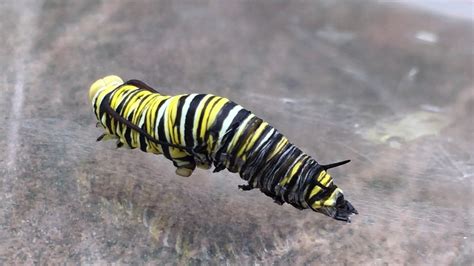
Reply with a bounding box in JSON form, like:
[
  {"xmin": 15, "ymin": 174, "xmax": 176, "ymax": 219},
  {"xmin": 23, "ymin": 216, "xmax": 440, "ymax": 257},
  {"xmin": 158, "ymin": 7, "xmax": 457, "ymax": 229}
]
[{"xmin": 0, "ymin": 0, "xmax": 473, "ymax": 264}]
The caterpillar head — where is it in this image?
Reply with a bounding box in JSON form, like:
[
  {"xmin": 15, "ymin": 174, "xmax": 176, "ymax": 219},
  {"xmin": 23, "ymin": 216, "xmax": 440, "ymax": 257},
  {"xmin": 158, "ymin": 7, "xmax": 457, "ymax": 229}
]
[
  {"xmin": 309, "ymin": 185, "xmax": 358, "ymax": 222},
  {"xmin": 304, "ymin": 161, "xmax": 357, "ymax": 222},
  {"xmin": 89, "ymin": 75, "xmax": 124, "ymax": 102},
  {"xmin": 305, "ymin": 164, "xmax": 358, "ymax": 222}
]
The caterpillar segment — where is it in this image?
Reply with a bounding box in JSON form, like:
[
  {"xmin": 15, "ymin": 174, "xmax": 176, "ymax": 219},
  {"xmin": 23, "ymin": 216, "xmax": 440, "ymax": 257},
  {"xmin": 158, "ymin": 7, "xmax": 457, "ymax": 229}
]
[{"xmin": 89, "ymin": 75, "xmax": 358, "ymax": 222}]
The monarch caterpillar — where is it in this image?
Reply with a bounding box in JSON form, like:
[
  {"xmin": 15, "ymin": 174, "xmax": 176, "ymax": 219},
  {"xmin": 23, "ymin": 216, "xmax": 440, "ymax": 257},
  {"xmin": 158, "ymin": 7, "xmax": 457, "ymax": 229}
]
[{"xmin": 89, "ymin": 75, "xmax": 358, "ymax": 222}]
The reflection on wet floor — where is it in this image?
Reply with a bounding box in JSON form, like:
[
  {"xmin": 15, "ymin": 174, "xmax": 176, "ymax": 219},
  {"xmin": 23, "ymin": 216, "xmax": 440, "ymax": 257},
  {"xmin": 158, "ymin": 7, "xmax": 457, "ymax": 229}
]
[{"xmin": 1, "ymin": 0, "xmax": 473, "ymax": 264}]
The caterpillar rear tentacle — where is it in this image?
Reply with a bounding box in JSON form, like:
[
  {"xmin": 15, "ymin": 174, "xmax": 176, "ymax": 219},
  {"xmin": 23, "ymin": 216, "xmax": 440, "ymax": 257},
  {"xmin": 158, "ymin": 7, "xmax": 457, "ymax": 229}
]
[{"xmin": 89, "ymin": 75, "xmax": 358, "ymax": 222}]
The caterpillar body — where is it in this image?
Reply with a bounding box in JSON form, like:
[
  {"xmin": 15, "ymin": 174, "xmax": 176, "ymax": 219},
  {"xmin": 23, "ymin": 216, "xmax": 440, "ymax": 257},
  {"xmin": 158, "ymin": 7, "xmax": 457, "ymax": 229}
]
[{"xmin": 89, "ymin": 75, "xmax": 358, "ymax": 222}]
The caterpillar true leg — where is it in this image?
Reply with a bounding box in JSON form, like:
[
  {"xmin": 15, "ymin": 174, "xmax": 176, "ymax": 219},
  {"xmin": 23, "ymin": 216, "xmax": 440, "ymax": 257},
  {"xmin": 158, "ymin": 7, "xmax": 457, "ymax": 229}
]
[
  {"xmin": 96, "ymin": 133, "xmax": 106, "ymax": 141},
  {"xmin": 96, "ymin": 133, "xmax": 117, "ymax": 142}
]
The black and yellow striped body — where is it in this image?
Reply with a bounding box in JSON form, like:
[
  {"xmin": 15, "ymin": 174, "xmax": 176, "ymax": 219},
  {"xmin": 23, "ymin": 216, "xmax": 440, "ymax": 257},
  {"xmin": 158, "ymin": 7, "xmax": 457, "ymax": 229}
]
[{"xmin": 89, "ymin": 75, "xmax": 357, "ymax": 222}]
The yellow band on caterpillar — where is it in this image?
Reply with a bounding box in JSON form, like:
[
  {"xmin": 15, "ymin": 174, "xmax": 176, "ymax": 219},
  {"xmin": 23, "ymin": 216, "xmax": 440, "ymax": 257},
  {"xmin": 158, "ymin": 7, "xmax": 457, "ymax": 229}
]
[{"xmin": 89, "ymin": 75, "xmax": 124, "ymax": 102}]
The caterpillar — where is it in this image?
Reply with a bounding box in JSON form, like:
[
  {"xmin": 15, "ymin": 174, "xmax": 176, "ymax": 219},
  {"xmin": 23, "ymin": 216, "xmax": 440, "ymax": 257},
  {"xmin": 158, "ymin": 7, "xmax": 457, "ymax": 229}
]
[{"xmin": 89, "ymin": 75, "xmax": 358, "ymax": 222}]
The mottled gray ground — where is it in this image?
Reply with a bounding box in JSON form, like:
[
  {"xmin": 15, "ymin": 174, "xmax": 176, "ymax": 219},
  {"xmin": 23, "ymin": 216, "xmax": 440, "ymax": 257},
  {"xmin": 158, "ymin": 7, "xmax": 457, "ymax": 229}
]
[{"xmin": 0, "ymin": 0, "xmax": 473, "ymax": 264}]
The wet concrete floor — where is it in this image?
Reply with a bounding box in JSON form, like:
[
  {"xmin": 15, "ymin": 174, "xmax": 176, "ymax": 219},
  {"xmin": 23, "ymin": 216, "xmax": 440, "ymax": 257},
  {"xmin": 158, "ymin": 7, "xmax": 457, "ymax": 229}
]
[{"xmin": 0, "ymin": 0, "xmax": 473, "ymax": 264}]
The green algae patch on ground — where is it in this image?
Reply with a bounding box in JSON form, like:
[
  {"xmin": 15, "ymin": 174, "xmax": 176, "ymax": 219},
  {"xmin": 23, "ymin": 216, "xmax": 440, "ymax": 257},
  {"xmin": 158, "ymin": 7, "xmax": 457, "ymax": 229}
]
[{"xmin": 359, "ymin": 111, "xmax": 451, "ymax": 148}]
